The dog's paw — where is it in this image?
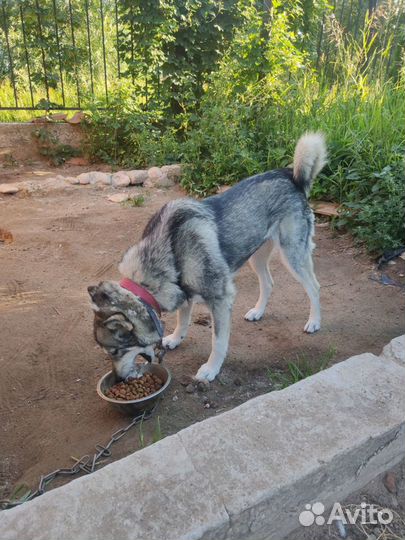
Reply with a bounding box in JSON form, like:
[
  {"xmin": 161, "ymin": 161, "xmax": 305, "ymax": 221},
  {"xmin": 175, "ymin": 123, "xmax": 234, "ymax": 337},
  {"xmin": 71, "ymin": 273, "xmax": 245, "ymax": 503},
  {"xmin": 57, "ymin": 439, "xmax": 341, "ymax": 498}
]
[
  {"xmin": 244, "ymin": 307, "xmax": 264, "ymax": 321},
  {"xmin": 304, "ymin": 320, "xmax": 321, "ymax": 333},
  {"xmin": 194, "ymin": 363, "xmax": 219, "ymax": 382},
  {"xmin": 162, "ymin": 333, "xmax": 182, "ymax": 350}
]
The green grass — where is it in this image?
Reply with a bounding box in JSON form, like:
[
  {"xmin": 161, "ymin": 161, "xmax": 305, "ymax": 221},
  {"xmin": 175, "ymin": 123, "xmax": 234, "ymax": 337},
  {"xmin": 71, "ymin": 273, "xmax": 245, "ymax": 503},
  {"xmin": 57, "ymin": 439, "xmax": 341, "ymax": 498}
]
[
  {"xmin": 124, "ymin": 195, "xmax": 145, "ymax": 208},
  {"xmin": 138, "ymin": 415, "xmax": 163, "ymax": 449},
  {"xmin": 267, "ymin": 346, "xmax": 337, "ymax": 389}
]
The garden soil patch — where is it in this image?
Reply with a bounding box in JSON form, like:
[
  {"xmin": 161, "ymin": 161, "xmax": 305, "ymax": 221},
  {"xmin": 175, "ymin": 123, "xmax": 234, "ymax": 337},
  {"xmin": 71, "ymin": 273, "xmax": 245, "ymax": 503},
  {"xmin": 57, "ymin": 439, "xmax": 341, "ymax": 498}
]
[{"xmin": 0, "ymin": 166, "xmax": 404, "ymax": 499}]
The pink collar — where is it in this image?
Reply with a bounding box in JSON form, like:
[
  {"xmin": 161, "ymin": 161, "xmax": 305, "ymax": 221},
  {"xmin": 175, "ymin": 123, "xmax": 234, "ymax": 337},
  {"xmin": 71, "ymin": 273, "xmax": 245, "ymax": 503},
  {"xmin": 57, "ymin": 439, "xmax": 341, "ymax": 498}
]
[{"xmin": 119, "ymin": 278, "xmax": 162, "ymax": 316}]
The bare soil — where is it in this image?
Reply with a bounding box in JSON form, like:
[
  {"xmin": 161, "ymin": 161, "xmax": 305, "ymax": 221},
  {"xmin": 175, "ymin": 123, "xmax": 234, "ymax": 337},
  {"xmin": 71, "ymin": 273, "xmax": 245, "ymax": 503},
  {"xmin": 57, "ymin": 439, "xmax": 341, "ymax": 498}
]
[
  {"xmin": 0, "ymin": 163, "xmax": 404, "ymax": 500},
  {"xmin": 286, "ymin": 460, "xmax": 405, "ymax": 540}
]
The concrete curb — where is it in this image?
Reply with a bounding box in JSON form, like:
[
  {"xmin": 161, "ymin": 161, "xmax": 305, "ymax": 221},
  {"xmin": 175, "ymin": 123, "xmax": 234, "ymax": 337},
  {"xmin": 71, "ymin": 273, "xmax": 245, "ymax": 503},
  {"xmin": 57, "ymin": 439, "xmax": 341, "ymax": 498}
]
[{"xmin": 1, "ymin": 336, "xmax": 404, "ymax": 540}]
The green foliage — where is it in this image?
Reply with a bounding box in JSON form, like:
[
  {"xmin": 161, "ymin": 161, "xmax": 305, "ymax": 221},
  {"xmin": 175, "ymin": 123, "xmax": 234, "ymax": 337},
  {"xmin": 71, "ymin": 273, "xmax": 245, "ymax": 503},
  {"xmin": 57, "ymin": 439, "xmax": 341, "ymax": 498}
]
[
  {"xmin": 335, "ymin": 162, "xmax": 405, "ymax": 253},
  {"xmin": 152, "ymin": 416, "xmax": 163, "ymax": 444},
  {"xmin": 138, "ymin": 415, "xmax": 163, "ymax": 448},
  {"xmin": 178, "ymin": 5, "xmax": 405, "ymax": 253},
  {"xmin": 83, "ymin": 86, "xmax": 181, "ymax": 167},
  {"xmin": 267, "ymin": 346, "xmax": 336, "ymax": 389},
  {"xmin": 32, "ymin": 126, "xmax": 80, "ymax": 165},
  {"xmin": 1, "ymin": 0, "xmax": 404, "ymax": 253},
  {"xmin": 125, "ymin": 195, "xmax": 145, "ymax": 208}
]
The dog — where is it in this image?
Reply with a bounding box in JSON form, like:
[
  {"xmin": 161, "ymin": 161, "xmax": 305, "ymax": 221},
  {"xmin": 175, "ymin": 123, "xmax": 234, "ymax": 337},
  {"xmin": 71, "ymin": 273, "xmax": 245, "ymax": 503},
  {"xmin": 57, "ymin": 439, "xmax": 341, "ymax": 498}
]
[{"xmin": 88, "ymin": 132, "xmax": 327, "ymax": 382}]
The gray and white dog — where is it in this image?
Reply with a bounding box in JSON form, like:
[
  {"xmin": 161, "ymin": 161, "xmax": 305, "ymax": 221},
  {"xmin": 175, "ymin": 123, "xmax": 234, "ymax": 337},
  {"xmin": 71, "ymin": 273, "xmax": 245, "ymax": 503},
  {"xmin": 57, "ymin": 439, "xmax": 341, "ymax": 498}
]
[{"xmin": 88, "ymin": 133, "xmax": 327, "ymax": 382}]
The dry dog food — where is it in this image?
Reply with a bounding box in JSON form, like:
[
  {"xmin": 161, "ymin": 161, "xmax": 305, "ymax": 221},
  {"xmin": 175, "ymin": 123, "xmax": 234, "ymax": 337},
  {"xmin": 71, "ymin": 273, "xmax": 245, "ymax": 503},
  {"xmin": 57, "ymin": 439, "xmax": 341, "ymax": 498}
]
[{"xmin": 105, "ymin": 373, "xmax": 163, "ymax": 401}]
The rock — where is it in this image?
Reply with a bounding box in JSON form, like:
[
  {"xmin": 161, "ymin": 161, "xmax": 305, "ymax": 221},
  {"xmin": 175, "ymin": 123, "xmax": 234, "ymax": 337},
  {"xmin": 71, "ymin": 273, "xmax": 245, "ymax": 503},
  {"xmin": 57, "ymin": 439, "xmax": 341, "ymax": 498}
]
[
  {"xmin": 185, "ymin": 383, "xmax": 195, "ymax": 394},
  {"xmin": 197, "ymin": 381, "xmax": 209, "ymax": 393},
  {"xmin": 179, "ymin": 375, "xmax": 193, "ymax": 387},
  {"xmin": 90, "ymin": 172, "xmax": 111, "ymax": 185},
  {"xmin": 161, "ymin": 164, "xmax": 182, "ymax": 182},
  {"xmin": 147, "ymin": 166, "xmax": 162, "ymax": 180},
  {"xmin": 66, "ymin": 177, "xmax": 79, "ymax": 185},
  {"xmin": 127, "ymin": 170, "xmax": 148, "ymax": 185},
  {"xmin": 107, "ymin": 193, "xmax": 130, "ymax": 203},
  {"xmin": 383, "ymin": 471, "xmax": 397, "ymax": 494},
  {"xmin": 0, "ymin": 183, "xmax": 19, "ymax": 194},
  {"xmin": 382, "ymin": 335, "xmax": 405, "ymax": 367},
  {"xmin": 172, "ymin": 395, "xmax": 178, "ymax": 402},
  {"xmin": 111, "ymin": 172, "xmax": 130, "ymax": 188},
  {"xmin": 77, "ymin": 173, "xmax": 91, "ymax": 185},
  {"xmin": 145, "ymin": 167, "xmax": 174, "ymax": 188},
  {"xmin": 156, "ymin": 173, "xmax": 174, "ymax": 188}
]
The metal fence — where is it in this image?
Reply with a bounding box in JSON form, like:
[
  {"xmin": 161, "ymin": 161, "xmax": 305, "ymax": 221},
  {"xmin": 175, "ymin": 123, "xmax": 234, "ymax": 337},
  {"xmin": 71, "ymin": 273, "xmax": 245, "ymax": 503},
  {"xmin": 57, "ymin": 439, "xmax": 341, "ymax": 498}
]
[
  {"xmin": 0, "ymin": 0, "xmax": 119, "ymax": 110},
  {"xmin": 0, "ymin": 0, "xmax": 402, "ymax": 112}
]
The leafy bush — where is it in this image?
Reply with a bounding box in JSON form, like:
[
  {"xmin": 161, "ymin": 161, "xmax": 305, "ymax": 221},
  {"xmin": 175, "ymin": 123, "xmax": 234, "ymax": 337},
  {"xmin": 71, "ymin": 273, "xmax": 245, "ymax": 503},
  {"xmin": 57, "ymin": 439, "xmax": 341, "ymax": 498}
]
[
  {"xmin": 83, "ymin": 4, "xmax": 405, "ymax": 254},
  {"xmin": 83, "ymin": 86, "xmax": 181, "ymax": 167},
  {"xmin": 177, "ymin": 8, "xmax": 405, "ymax": 253}
]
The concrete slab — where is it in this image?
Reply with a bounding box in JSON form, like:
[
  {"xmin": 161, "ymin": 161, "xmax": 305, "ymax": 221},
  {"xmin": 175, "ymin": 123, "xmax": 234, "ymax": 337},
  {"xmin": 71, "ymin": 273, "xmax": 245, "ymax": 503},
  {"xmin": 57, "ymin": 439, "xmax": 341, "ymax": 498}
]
[
  {"xmin": 178, "ymin": 353, "xmax": 405, "ymax": 539},
  {"xmin": 381, "ymin": 335, "xmax": 405, "ymax": 367},
  {"xmin": 0, "ymin": 436, "xmax": 229, "ymax": 540},
  {"xmin": 1, "ymin": 344, "xmax": 404, "ymax": 540}
]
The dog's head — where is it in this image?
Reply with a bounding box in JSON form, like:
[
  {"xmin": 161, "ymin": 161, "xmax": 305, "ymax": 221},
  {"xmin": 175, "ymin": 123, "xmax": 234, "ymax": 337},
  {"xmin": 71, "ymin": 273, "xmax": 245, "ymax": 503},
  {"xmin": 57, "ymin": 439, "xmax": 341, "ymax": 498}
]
[{"xmin": 88, "ymin": 281, "xmax": 163, "ymax": 378}]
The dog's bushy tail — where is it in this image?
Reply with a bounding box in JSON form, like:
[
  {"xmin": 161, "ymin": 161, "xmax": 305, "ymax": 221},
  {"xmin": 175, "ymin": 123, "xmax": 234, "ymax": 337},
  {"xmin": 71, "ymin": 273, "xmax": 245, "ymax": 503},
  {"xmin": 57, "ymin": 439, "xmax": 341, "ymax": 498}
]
[{"xmin": 293, "ymin": 132, "xmax": 327, "ymax": 195}]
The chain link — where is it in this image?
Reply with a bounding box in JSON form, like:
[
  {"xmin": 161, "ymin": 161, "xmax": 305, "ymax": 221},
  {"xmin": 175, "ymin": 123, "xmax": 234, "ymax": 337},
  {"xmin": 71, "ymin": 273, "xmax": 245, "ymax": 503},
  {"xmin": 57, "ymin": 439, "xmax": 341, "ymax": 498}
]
[{"xmin": 0, "ymin": 403, "xmax": 158, "ymax": 510}]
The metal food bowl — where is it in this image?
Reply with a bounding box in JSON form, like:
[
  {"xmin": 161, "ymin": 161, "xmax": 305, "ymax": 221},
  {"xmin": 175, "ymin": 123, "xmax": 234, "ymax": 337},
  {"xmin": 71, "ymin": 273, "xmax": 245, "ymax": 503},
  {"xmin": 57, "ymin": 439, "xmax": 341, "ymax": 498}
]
[{"xmin": 97, "ymin": 363, "xmax": 171, "ymax": 415}]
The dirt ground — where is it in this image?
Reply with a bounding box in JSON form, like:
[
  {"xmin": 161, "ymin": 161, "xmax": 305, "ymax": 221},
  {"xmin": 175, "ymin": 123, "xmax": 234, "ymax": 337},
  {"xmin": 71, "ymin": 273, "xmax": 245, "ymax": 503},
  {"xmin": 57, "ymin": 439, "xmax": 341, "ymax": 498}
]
[
  {"xmin": 0, "ymin": 162, "xmax": 404, "ymax": 501},
  {"xmin": 286, "ymin": 460, "xmax": 405, "ymax": 540}
]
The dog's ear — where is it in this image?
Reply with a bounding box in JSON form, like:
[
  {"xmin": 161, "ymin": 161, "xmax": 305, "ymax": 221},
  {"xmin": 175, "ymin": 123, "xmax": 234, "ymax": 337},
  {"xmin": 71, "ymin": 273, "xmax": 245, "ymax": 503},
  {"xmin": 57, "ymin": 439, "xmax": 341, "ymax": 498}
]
[
  {"xmin": 88, "ymin": 285, "xmax": 98, "ymax": 300},
  {"xmin": 104, "ymin": 313, "xmax": 133, "ymax": 332}
]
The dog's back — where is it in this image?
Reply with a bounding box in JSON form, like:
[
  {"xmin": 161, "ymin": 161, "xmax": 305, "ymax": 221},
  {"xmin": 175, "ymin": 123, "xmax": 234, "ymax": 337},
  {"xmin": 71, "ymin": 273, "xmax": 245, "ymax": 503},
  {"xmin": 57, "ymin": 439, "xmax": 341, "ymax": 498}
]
[{"xmin": 203, "ymin": 132, "xmax": 326, "ymax": 272}]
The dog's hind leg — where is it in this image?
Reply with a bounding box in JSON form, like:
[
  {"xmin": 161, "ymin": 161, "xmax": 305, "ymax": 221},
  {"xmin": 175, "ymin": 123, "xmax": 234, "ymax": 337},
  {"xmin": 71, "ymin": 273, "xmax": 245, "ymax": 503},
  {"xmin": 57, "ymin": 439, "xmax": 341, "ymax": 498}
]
[
  {"xmin": 245, "ymin": 240, "xmax": 274, "ymax": 321},
  {"xmin": 163, "ymin": 300, "xmax": 194, "ymax": 349},
  {"xmin": 279, "ymin": 235, "xmax": 321, "ymax": 334},
  {"xmin": 195, "ymin": 283, "xmax": 235, "ymax": 382}
]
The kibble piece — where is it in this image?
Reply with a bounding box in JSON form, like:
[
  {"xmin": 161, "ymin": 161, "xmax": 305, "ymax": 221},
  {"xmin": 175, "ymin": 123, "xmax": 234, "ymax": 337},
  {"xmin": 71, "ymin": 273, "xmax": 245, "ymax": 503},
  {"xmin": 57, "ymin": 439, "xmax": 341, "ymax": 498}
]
[{"xmin": 105, "ymin": 372, "xmax": 164, "ymax": 401}]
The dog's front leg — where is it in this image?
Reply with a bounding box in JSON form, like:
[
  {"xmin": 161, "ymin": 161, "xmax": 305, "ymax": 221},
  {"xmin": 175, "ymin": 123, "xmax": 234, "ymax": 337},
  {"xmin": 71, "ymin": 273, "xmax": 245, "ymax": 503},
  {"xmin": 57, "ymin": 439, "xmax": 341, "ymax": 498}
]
[
  {"xmin": 163, "ymin": 300, "xmax": 194, "ymax": 350},
  {"xmin": 195, "ymin": 293, "xmax": 234, "ymax": 382}
]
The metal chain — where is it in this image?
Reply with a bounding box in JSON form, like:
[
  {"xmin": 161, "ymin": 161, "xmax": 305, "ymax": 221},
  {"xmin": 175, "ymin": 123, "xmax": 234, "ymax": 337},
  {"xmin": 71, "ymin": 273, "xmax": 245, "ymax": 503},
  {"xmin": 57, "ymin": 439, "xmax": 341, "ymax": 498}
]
[{"xmin": 0, "ymin": 403, "xmax": 158, "ymax": 510}]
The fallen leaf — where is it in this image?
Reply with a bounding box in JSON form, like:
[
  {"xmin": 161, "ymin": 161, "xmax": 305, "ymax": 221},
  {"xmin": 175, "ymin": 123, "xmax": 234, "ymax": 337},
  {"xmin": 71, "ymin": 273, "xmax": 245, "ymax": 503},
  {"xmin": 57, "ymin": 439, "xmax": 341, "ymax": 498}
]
[{"xmin": 0, "ymin": 228, "xmax": 13, "ymax": 244}]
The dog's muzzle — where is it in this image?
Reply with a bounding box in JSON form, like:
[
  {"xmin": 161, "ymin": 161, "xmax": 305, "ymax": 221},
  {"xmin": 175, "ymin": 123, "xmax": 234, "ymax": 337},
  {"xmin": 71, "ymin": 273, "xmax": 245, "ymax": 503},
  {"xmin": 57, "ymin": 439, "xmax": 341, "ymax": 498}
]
[{"xmin": 140, "ymin": 340, "xmax": 166, "ymax": 364}]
